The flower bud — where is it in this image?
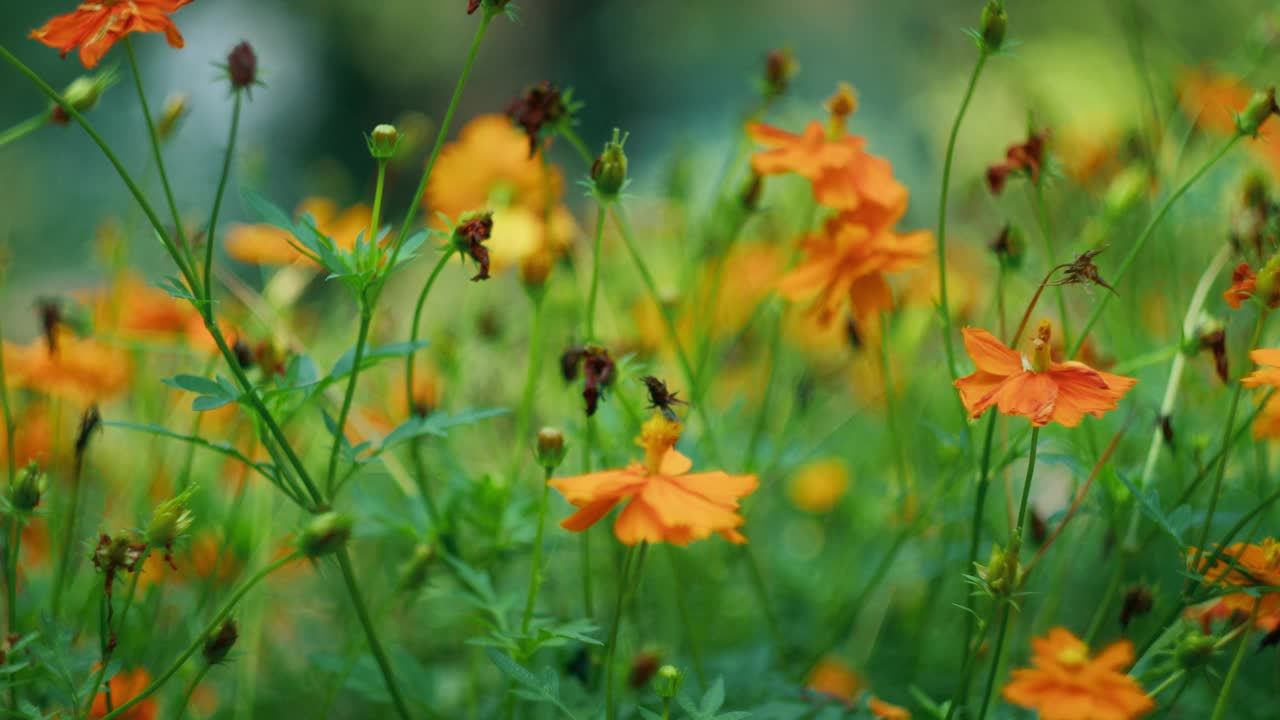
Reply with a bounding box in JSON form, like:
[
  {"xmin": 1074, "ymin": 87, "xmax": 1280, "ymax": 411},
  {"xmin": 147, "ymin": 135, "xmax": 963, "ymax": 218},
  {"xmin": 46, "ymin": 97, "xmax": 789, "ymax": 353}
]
[
  {"xmin": 366, "ymin": 123, "xmax": 400, "ymax": 161},
  {"xmin": 226, "ymin": 42, "xmax": 258, "ymax": 91},
  {"xmin": 980, "ymin": 1, "xmax": 1008, "ymax": 52},
  {"xmin": 51, "ymin": 69, "xmax": 117, "ymax": 124},
  {"xmin": 535, "ymin": 427, "xmax": 568, "ymax": 471},
  {"xmin": 989, "ymin": 224, "xmax": 1025, "ymax": 269},
  {"xmin": 157, "ymin": 93, "xmax": 190, "ymax": 141},
  {"xmin": 397, "ymin": 543, "xmax": 436, "ymax": 593},
  {"xmin": 10, "ymin": 461, "xmax": 45, "ymax": 512},
  {"xmin": 978, "ymin": 542, "xmax": 1021, "ymax": 596},
  {"xmin": 299, "ymin": 512, "xmax": 352, "ymax": 558},
  {"xmin": 203, "ymin": 618, "xmax": 239, "ymax": 665},
  {"xmin": 762, "ymin": 49, "xmax": 798, "ymax": 99},
  {"xmin": 591, "ymin": 128, "xmax": 629, "ymax": 199},
  {"xmin": 1174, "ymin": 629, "xmax": 1217, "ymax": 671},
  {"xmin": 1254, "ymin": 251, "xmax": 1280, "ymax": 307},
  {"xmin": 652, "ymin": 664, "xmax": 683, "ymax": 699},
  {"xmin": 1237, "ymin": 87, "xmax": 1279, "ymax": 137},
  {"xmin": 145, "ymin": 486, "xmax": 196, "ymax": 558}
]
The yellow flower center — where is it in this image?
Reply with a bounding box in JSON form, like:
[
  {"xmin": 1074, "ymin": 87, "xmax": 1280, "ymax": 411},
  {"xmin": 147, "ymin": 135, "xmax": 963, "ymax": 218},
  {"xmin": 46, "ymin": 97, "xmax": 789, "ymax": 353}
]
[
  {"xmin": 638, "ymin": 414, "xmax": 683, "ymax": 474},
  {"xmin": 825, "ymin": 82, "xmax": 859, "ymax": 138},
  {"xmin": 1028, "ymin": 319, "xmax": 1053, "ymax": 373},
  {"xmin": 1055, "ymin": 642, "xmax": 1089, "ymax": 668},
  {"xmin": 1264, "ymin": 538, "xmax": 1280, "ymax": 570}
]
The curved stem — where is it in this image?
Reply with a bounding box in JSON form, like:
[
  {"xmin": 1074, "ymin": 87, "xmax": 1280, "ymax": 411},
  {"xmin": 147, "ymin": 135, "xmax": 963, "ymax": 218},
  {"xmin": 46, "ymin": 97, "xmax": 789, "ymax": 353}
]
[
  {"xmin": 99, "ymin": 552, "xmax": 300, "ymax": 720},
  {"xmin": 1209, "ymin": 604, "xmax": 1258, "ymax": 720},
  {"xmin": 405, "ymin": 250, "xmax": 457, "ymax": 417},
  {"xmin": 604, "ymin": 544, "xmax": 645, "ymax": 720},
  {"xmin": 1069, "ymin": 134, "xmax": 1242, "ymax": 359},
  {"xmin": 203, "ymin": 91, "xmax": 243, "ymax": 319},
  {"xmin": 0, "ymin": 112, "xmax": 46, "ymax": 149},
  {"xmin": 936, "ymin": 50, "xmax": 989, "ymax": 383},
  {"xmin": 508, "ymin": 293, "xmax": 545, "ymax": 488},
  {"xmin": 665, "ymin": 546, "xmax": 707, "ymax": 689}
]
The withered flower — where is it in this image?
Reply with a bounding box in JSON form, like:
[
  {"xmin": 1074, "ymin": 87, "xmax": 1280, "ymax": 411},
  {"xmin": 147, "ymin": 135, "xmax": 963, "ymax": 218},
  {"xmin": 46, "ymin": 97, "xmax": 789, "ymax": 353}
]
[
  {"xmin": 453, "ymin": 211, "xmax": 494, "ymax": 281},
  {"xmin": 507, "ymin": 81, "xmax": 568, "ymax": 158},
  {"xmin": 987, "ymin": 130, "xmax": 1049, "ymax": 195},
  {"xmin": 560, "ymin": 345, "xmax": 585, "ymax": 382},
  {"xmin": 1120, "ymin": 585, "xmax": 1154, "ymax": 628},
  {"xmin": 581, "ymin": 345, "xmax": 615, "ymax": 417},
  {"xmin": 1052, "ymin": 248, "xmax": 1115, "ymax": 294}
]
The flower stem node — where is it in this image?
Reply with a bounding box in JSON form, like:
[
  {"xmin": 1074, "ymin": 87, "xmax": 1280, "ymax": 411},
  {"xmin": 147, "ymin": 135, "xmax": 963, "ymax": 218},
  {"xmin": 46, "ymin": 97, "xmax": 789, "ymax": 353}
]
[
  {"xmin": 366, "ymin": 124, "xmax": 401, "ymax": 161},
  {"xmin": 299, "ymin": 512, "xmax": 353, "ymax": 559},
  {"xmin": 652, "ymin": 665, "xmax": 683, "ymax": 699},
  {"xmin": 535, "ymin": 427, "xmax": 568, "ymax": 471},
  {"xmin": 591, "ymin": 128, "xmax": 630, "ymax": 200},
  {"xmin": 1174, "ymin": 629, "xmax": 1217, "ymax": 671},
  {"xmin": 396, "ymin": 543, "xmax": 436, "ymax": 593},
  {"xmin": 1237, "ymin": 88, "xmax": 1279, "ymax": 137},
  {"xmin": 10, "ymin": 461, "xmax": 46, "ymax": 512},
  {"xmin": 980, "ymin": 0, "xmax": 1008, "ymax": 52},
  {"xmin": 202, "ymin": 618, "xmax": 239, "ymax": 665}
]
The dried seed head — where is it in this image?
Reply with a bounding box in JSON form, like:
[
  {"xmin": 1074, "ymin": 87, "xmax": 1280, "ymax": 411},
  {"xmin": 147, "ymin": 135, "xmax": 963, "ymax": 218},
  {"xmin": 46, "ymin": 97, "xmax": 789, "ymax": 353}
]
[{"xmin": 507, "ymin": 81, "xmax": 568, "ymax": 158}]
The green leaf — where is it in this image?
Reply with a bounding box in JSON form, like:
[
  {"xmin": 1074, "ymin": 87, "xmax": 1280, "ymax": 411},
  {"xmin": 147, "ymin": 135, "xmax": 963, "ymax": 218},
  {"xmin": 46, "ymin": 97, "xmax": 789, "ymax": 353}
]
[
  {"xmin": 240, "ymin": 188, "xmax": 295, "ymax": 231},
  {"xmin": 162, "ymin": 374, "xmax": 227, "ymax": 397},
  {"xmin": 103, "ymin": 421, "xmax": 277, "ymax": 481},
  {"xmin": 1114, "ymin": 469, "xmax": 1188, "ymax": 545},
  {"xmin": 328, "ymin": 341, "xmax": 430, "ymax": 382}
]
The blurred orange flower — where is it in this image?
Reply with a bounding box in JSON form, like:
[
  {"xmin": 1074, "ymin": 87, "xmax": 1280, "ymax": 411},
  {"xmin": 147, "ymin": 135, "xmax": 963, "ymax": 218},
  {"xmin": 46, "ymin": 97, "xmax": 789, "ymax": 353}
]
[
  {"xmin": 1242, "ymin": 348, "xmax": 1280, "ymax": 388},
  {"xmin": 4, "ymin": 330, "xmax": 130, "ymax": 403},
  {"xmin": 1252, "ymin": 393, "xmax": 1280, "ymax": 441},
  {"xmin": 1177, "ymin": 68, "xmax": 1254, "ymax": 136},
  {"xmin": 1002, "ymin": 628, "xmax": 1153, "ymax": 720},
  {"xmin": 225, "ymin": 198, "xmax": 371, "ymax": 267},
  {"xmin": 90, "ymin": 666, "xmax": 157, "ymax": 720},
  {"xmin": 777, "ymin": 202, "xmax": 931, "ymax": 326},
  {"xmin": 787, "ymin": 458, "xmax": 849, "ymax": 514},
  {"xmin": 31, "ymin": 0, "xmax": 193, "ymax": 69},
  {"xmin": 746, "ymin": 120, "xmax": 906, "ymax": 212},
  {"xmin": 1224, "ymin": 263, "xmax": 1257, "ymax": 310},
  {"xmin": 869, "ymin": 696, "xmax": 911, "ymax": 720},
  {"xmin": 427, "ymin": 114, "xmax": 560, "ymax": 220},
  {"xmin": 549, "ymin": 415, "xmax": 757, "ymax": 545},
  {"xmin": 0, "ymin": 404, "xmax": 52, "ymax": 469},
  {"xmin": 805, "ymin": 657, "xmax": 862, "ymax": 703},
  {"xmin": 1191, "ymin": 538, "xmax": 1280, "ymax": 619}
]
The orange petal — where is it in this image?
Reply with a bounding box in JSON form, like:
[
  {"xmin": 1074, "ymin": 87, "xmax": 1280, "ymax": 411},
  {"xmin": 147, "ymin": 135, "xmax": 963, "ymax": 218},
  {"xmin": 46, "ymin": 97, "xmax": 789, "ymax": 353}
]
[
  {"xmin": 658, "ymin": 449, "xmax": 693, "ymax": 476},
  {"xmin": 548, "ymin": 469, "xmax": 640, "ymax": 506},
  {"xmin": 960, "ymin": 327, "xmax": 1023, "ymax": 375},
  {"xmin": 613, "ymin": 497, "xmax": 670, "ymax": 545},
  {"xmin": 994, "ymin": 371, "xmax": 1057, "ymax": 425},
  {"xmin": 560, "ymin": 497, "xmax": 621, "ymax": 532}
]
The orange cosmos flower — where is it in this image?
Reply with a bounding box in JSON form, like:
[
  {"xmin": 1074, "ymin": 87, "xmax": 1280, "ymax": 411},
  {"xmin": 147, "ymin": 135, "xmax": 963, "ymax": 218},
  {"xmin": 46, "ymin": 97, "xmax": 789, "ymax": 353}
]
[
  {"xmin": 805, "ymin": 657, "xmax": 863, "ymax": 703},
  {"xmin": 1242, "ymin": 348, "xmax": 1280, "ymax": 388},
  {"xmin": 31, "ymin": 0, "xmax": 194, "ymax": 70},
  {"xmin": 1190, "ymin": 538, "xmax": 1280, "ymax": 620},
  {"xmin": 1252, "ymin": 393, "xmax": 1280, "ymax": 440},
  {"xmin": 777, "ymin": 200, "xmax": 932, "ymax": 325},
  {"xmin": 549, "ymin": 415, "xmax": 757, "ymax": 545},
  {"xmin": 954, "ymin": 322, "xmax": 1136, "ymax": 427},
  {"xmin": 1002, "ymin": 628, "xmax": 1154, "ymax": 720},
  {"xmin": 868, "ymin": 696, "xmax": 911, "ymax": 720},
  {"xmin": 225, "ymin": 197, "xmax": 371, "ymax": 267},
  {"xmin": 746, "ymin": 120, "xmax": 906, "ymax": 212},
  {"xmin": 1177, "ymin": 68, "xmax": 1255, "ymax": 136},
  {"xmin": 427, "ymin": 115, "xmax": 561, "ymax": 220},
  {"xmin": 787, "ymin": 458, "xmax": 850, "ymax": 514},
  {"xmin": 4, "ymin": 330, "xmax": 130, "ymax": 403},
  {"xmin": 90, "ymin": 666, "xmax": 157, "ymax": 720},
  {"xmin": 1224, "ymin": 262, "xmax": 1258, "ymax": 310}
]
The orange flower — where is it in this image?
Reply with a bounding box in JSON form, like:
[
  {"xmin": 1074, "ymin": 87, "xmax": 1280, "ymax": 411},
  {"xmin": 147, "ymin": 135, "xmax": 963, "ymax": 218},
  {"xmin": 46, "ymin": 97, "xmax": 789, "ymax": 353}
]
[
  {"xmin": 0, "ymin": 404, "xmax": 52, "ymax": 469},
  {"xmin": 225, "ymin": 197, "xmax": 371, "ymax": 267},
  {"xmin": 1177, "ymin": 68, "xmax": 1254, "ymax": 136},
  {"xmin": 747, "ymin": 120, "xmax": 906, "ymax": 212},
  {"xmin": 427, "ymin": 115, "xmax": 561, "ymax": 221},
  {"xmin": 777, "ymin": 201, "xmax": 931, "ymax": 325},
  {"xmin": 90, "ymin": 667, "xmax": 157, "ymax": 720},
  {"xmin": 1191, "ymin": 538, "xmax": 1280, "ymax": 618},
  {"xmin": 805, "ymin": 657, "xmax": 862, "ymax": 703},
  {"xmin": 31, "ymin": 0, "xmax": 193, "ymax": 70},
  {"xmin": 1224, "ymin": 262, "xmax": 1257, "ymax": 309},
  {"xmin": 954, "ymin": 322, "xmax": 1136, "ymax": 427},
  {"xmin": 549, "ymin": 415, "xmax": 757, "ymax": 545},
  {"xmin": 868, "ymin": 696, "xmax": 911, "ymax": 720},
  {"xmin": 1002, "ymin": 628, "xmax": 1154, "ymax": 720},
  {"xmin": 4, "ymin": 330, "xmax": 130, "ymax": 403},
  {"xmin": 1252, "ymin": 393, "xmax": 1280, "ymax": 440},
  {"xmin": 1242, "ymin": 348, "xmax": 1280, "ymax": 388}
]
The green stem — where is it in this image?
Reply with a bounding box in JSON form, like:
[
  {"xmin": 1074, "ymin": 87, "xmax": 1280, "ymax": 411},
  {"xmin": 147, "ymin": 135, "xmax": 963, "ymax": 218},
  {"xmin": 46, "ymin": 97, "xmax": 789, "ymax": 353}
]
[
  {"xmin": 406, "ymin": 249, "xmax": 457, "ymax": 418},
  {"xmin": 325, "ymin": 304, "xmax": 373, "ymax": 497},
  {"xmin": 203, "ymin": 91, "xmax": 243, "ymax": 319},
  {"xmin": 51, "ymin": 444, "xmax": 87, "ymax": 619},
  {"xmin": 936, "ymin": 50, "xmax": 989, "ymax": 383},
  {"xmin": 585, "ymin": 204, "xmax": 607, "ymax": 342},
  {"xmin": 665, "ymin": 546, "xmax": 707, "ymax": 689},
  {"xmin": 579, "ymin": 423, "xmax": 596, "ymax": 618},
  {"xmin": 1031, "ymin": 180, "xmax": 1071, "ymax": 351},
  {"xmin": 1069, "ymin": 134, "xmax": 1242, "ymax": 359},
  {"xmin": 172, "ymin": 663, "xmax": 212, "ymax": 720},
  {"xmin": 0, "ymin": 112, "xmax": 46, "ymax": 148},
  {"xmin": 744, "ymin": 300, "xmax": 784, "ymax": 471},
  {"xmin": 125, "ymin": 38, "xmax": 193, "ymax": 287},
  {"xmin": 610, "ymin": 208, "xmax": 722, "ymax": 462},
  {"xmin": 1209, "ymin": 605, "xmax": 1257, "ymax": 720},
  {"xmin": 558, "ymin": 126, "xmax": 595, "ymax": 168},
  {"xmin": 1147, "ymin": 670, "xmax": 1185, "ymax": 700},
  {"xmin": 604, "ymin": 544, "xmax": 645, "ymax": 720},
  {"xmin": 335, "ymin": 548, "xmax": 415, "ymax": 720},
  {"xmin": 521, "ymin": 468, "xmax": 553, "ymax": 635},
  {"xmin": 0, "ymin": 313, "xmax": 14, "ymax": 488},
  {"xmin": 508, "ymin": 291, "xmax": 545, "ymax": 488},
  {"xmin": 975, "ymin": 425, "xmax": 1040, "ymax": 720},
  {"xmin": 98, "ymin": 552, "xmax": 300, "ymax": 720}
]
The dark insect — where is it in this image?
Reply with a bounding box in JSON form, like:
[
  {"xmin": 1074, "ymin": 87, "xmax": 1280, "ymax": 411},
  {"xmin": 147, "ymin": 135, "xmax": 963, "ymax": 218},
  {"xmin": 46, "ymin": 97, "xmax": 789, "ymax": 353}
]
[
  {"xmin": 36, "ymin": 297, "xmax": 62, "ymax": 353},
  {"xmin": 1119, "ymin": 585, "xmax": 1153, "ymax": 628},
  {"xmin": 641, "ymin": 375, "xmax": 686, "ymax": 420}
]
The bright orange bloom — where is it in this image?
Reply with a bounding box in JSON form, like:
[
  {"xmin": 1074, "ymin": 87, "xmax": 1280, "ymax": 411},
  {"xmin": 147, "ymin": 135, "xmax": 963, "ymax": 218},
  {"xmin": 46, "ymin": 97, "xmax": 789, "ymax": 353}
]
[
  {"xmin": 787, "ymin": 458, "xmax": 850, "ymax": 514},
  {"xmin": 0, "ymin": 404, "xmax": 52, "ymax": 469},
  {"xmin": 747, "ymin": 120, "xmax": 906, "ymax": 211},
  {"xmin": 90, "ymin": 667, "xmax": 157, "ymax": 720},
  {"xmin": 1002, "ymin": 628, "xmax": 1154, "ymax": 720},
  {"xmin": 1177, "ymin": 68, "xmax": 1254, "ymax": 136},
  {"xmin": 4, "ymin": 330, "xmax": 130, "ymax": 403},
  {"xmin": 1242, "ymin": 348, "xmax": 1280, "ymax": 388},
  {"xmin": 954, "ymin": 322, "xmax": 1136, "ymax": 427},
  {"xmin": 225, "ymin": 197, "xmax": 371, "ymax": 267},
  {"xmin": 805, "ymin": 657, "xmax": 862, "ymax": 703},
  {"xmin": 1224, "ymin": 263, "xmax": 1257, "ymax": 310},
  {"xmin": 1191, "ymin": 538, "xmax": 1280, "ymax": 619},
  {"xmin": 1253, "ymin": 393, "xmax": 1280, "ymax": 441},
  {"xmin": 549, "ymin": 415, "xmax": 757, "ymax": 545},
  {"xmin": 777, "ymin": 202, "xmax": 931, "ymax": 325},
  {"xmin": 868, "ymin": 696, "xmax": 911, "ymax": 720},
  {"xmin": 31, "ymin": 0, "xmax": 193, "ymax": 70}
]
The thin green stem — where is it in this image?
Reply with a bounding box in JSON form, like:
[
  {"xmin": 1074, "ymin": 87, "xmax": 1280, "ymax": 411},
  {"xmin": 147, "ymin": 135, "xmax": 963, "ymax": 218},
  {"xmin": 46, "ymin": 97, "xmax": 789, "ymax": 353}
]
[
  {"xmin": 98, "ymin": 552, "xmax": 300, "ymax": 720},
  {"xmin": 203, "ymin": 91, "xmax": 243, "ymax": 319},
  {"xmin": 172, "ymin": 663, "xmax": 211, "ymax": 720},
  {"xmin": 744, "ymin": 300, "xmax": 784, "ymax": 471},
  {"xmin": 665, "ymin": 546, "xmax": 707, "ymax": 689},
  {"xmin": 585, "ymin": 205, "xmax": 607, "ymax": 341},
  {"xmin": 521, "ymin": 468, "xmax": 554, "ymax": 635},
  {"xmin": 508, "ymin": 293, "xmax": 545, "ymax": 488},
  {"xmin": 335, "ymin": 548, "xmax": 414, "ymax": 720},
  {"xmin": 51, "ymin": 447, "xmax": 87, "ymax": 619},
  {"xmin": 1069, "ymin": 134, "xmax": 1242, "ymax": 359},
  {"xmin": 604, "ymin": 544, "xmax": 645, "ymax": 720},
  {"xmin": 1031, "ymin": 180, "xmax": 1071, "ymax": 351},
  {"xmin": 0, "ymin": 112, "xmax": 46, "ymax": 148},
  {"xmin": 406, "ymin": 249, "xmax": 457, "ymax": 417},
  {"xmin": 579, "ymin": 423, "xmax": 596, "ymax": 618},
  {"xmin": 326, "ymin": 305, "xmax": 373, "ymax": 497},
  {"xmin": 1147, "ymin": 670, "xmax": 1186, "ymax": 700},
  {"xmin": 0, "ymin": 312, "xmax": 15, "ymax": 486},
  {"xmin": 558, "ymin": 126, "xmax": 595, "ymax": 168},
  {"xmin": 936, "ymin": 50, "xmax": 989, "ymax": 383},
  {"xmin": 1209, "ymin": 605, "xmax": 1257, "ymax": 720}
]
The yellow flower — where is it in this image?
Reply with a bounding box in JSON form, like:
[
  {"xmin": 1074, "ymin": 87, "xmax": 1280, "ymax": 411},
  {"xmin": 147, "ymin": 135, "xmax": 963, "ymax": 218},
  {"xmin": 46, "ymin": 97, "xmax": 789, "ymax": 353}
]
[{"xmin": 787, "ymin": 458, "xmax": 850, "ymax": 513}]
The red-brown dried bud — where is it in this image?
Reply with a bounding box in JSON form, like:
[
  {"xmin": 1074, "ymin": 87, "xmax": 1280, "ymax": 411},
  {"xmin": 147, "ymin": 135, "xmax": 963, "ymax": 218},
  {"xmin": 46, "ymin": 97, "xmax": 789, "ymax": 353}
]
[
  {"xmin": 507, "ymin": 81, "xmax": 568, "ymax": 158},
  {"xmin": 629, "ymin": 651, "xmax": 661, "ymax": 689},
  {"xmin": 763, "ymin": 49, "xmax": 798, "ymax": 99},
  {"xmin": 452, "ymin": 211, "xmax": 494, "ymax": 282},
  {"xmin": 581, "ymin": 345, "xmax": 615, "ymax": 417},
  {"xmin": 227, "ymin": 42, "xmax": 258, "ymax": 91}
]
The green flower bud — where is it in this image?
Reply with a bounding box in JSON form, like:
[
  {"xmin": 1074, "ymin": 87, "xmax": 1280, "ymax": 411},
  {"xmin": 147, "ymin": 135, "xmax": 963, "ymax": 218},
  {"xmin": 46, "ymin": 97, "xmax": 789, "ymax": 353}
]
[
  {"xmin": 1173, "ymin": 629, "xmax": 1217, "ymax": 671},
  {"xmin": 990, "ymin": 224, "xmax": 1025, "ymax": 269},
  {"xmin": 396, "ymin": 543, "xmax": 436, "ymax": 593},
  {"xmin": 591, "ymin": 128, "xmax": 629, "ymax": 199},
  {"xmin": 202, "ymin": 618, "xmax": 239, "ymax": 665},
  {"xmin": 146, "ymin": 485, "xmax": 196, "ymax": 551},
  {"xmin": 366, "ymin": 123, "xmax": 401, "ymax": 161},
  {"xmin": 1237, "ymin": 88, "xmax": 1279, "ymax": 137},
  {"xmin": 10, "ymin": 461, "xmax": 45, "ymax": 512},
  {"xmin": 652, "ymin": 664, "xmax": 683, "ymax": 699},
  {"xmin": 299, "ymin": 512, "xmax": 352, "ymax": 558},
  {"xmin": 157, "ymin": 93, "xmax": 190, "ymax": 141},
  {"xmin": 535, "ymin": 427, "xmax": 568, "ymax": 471},
  {"xmin": 980, "ymin": 1, "xmax": 1008, "ymax": 52},
  {"xmin": 51, "ymin": 68, "xmax": 117, "ymax": 124}
]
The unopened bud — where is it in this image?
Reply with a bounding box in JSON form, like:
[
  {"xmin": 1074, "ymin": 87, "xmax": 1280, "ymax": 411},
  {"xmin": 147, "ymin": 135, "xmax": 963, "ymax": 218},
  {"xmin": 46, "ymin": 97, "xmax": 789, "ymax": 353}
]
[
  {"xmin": 202, "ymin": 618, "xmax": 239, "ymax": 665},
  {"xmin": 1255, "ymin": 251, "xmax": 1280, "ymax": 307},
  {"xmin": 1174, "ymin": 629, "xmax": 1217, "ymax": 671},
  {"xmin": 10, "ymin": 461, "xmax": 45, "ymax": 512},
  {"xmin": 762, "ymin": 49, "xmax": 798, "ymax": 99},
  {"xmin": 145, "ymin": 485, "xmax": 196, "ymax": 551},
  {"xmin": 652, "ymin": 664, "xmax": 683, "ymax": 699},
  {"xmin": 1237, "ymin": 88, "xmax": 1279, "ymax": 137},
  {"xmin": 1102, "ymin": 166, "xmax": 1149, "ymax": 219},
  {"xmin": 157, "ymin": 93, "xmax": 190, "ymax": 141},
  {"xmin": 51, "ymin": 69, "xmax": 117, "ymax": 124},
  {"xmin": 591, "ymin": 128, "xmax": 629, "ymax": 199},
  {"xmin": 980, "ymin": 1, "xmax": 1008, "ymax": 52},
  {"xmin": 366, "ymin": 124, "xmax": 400, "ymax": 161},
  {"xmin": 226, "ymin": 42, "xmax": 258, "ymax": 91},
  {"xmin": 990, "ymin": 224, "xmax": 1025, "ymax": 268},
  {"xmin": 397, "ymin": 543, "xmax": 436, "ymax": 593},
  {"xmin": 299, "ymin": 512, "xmax": 352, "ymax": 558},
  {"xmin": 535, "ymin": 427, "xmax": 568, "ymax": 470}
]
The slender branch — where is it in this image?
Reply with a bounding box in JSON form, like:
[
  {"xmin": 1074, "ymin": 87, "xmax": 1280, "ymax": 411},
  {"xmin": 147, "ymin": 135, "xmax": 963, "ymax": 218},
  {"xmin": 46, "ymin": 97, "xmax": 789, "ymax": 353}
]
[{"xmin": 202, "ymin": 91, "xmax": 244, "ymax": 319}]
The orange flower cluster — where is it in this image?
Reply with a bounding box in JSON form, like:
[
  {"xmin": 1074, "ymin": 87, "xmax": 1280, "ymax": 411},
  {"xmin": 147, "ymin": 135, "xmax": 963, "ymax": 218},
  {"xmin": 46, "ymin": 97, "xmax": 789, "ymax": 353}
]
[
  {"xmin": 31, "ymin": 0, "xmax": 193, "ymax": 69},
  {"xmin": 1002, "ymin": 628, "xmax": 1154, "ymax": 720},
  {"xmin": 954, "ymin": 322, "xmax": 1136, "ymax": 427},
  {"xmin": 225, "ymin": 198, "xmax": 372, "ymax": 268},
  {"xmin": 750, "ymin": 85, "xmax": 930, "ymax": 326},
  {"xmin": 549, "ymin": 415, "xmax": 757, "ymax": 545},
  {"xmin": 1191, "ymin": 538, "xmax": 1280, "ymax": 622},
  {"xmin": 4, "ymin": 330, "xmax": 130, "ymax": 404}
]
